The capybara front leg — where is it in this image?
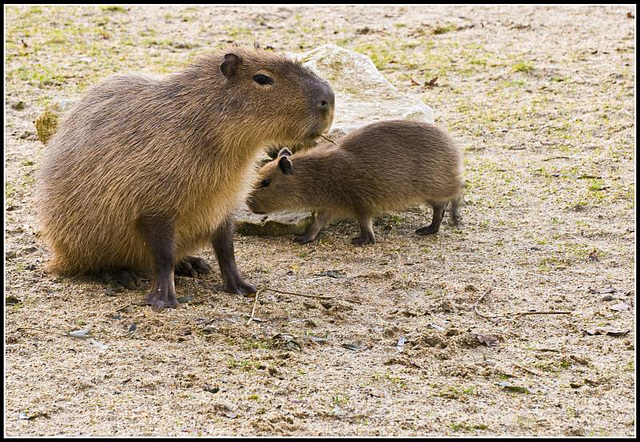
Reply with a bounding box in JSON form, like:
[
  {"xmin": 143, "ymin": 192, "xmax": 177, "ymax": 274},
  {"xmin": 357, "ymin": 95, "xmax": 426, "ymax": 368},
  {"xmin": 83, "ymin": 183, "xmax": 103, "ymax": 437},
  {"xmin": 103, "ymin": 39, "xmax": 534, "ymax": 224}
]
[
  {"xmin": 295, "ymin": 210, "xmax": 333, "ymax": 244},
  {"xmin": 212, "ymin": 217, "xmax": 257, "ymax": 295},
  {"xmin": 138, "ymin": 215, "xmax": 178, "ymax": 308},
  {"xmin": 416, "ymin": 202, "xmax": 446, "ymax": 235}
]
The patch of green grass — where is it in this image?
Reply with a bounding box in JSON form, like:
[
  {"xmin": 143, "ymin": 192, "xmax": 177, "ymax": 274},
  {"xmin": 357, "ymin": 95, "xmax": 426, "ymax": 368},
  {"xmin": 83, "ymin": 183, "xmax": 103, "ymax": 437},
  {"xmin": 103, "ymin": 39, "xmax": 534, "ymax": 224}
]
[
  {"xmin": 331, "ymin": 394, "xmax": 350, "ymax": 406},
  {"xmin": 101, "ymin": 5, "xmax": 127, "ymax": 13},
  {"xmin": 394, "ymin": 22, "xmax": 407, "ymax": 28},
  {"xmin": 242, "ymin": 338, "xmax": 272, "ymax": 350},
  {"xmin": 587, "ymin": 178, "xmax": 606, "ymax": 191},
  {"xmin": 354, "ymin": 42, "xmax": 395, "ymax": 70},
  {"xmin": 513, "ymin": 60, "xmax": 535, "ymax": 73},
  {"xmin": 433, "ymin": 23, "xmax": 457, "ymax": 35}
]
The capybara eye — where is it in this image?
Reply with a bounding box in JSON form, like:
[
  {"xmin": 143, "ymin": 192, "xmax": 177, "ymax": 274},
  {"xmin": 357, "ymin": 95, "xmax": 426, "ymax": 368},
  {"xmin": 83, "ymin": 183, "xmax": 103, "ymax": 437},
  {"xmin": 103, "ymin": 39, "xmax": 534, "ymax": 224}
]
[
  {"xmin": 253, "ymin": 74, "xmax": 273, "ymax": 86},
  {"xmin": 260, "ymin": 179, "xmax": 271, "ymax": 188}
]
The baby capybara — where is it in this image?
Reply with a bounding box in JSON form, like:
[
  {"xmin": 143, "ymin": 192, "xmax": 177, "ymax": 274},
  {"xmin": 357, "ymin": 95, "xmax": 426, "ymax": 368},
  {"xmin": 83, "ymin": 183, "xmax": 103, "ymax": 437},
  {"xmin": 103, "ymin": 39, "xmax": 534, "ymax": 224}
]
[{"xmin": 247, "ymin": 120, "xmax": 462, "ymax": 245}]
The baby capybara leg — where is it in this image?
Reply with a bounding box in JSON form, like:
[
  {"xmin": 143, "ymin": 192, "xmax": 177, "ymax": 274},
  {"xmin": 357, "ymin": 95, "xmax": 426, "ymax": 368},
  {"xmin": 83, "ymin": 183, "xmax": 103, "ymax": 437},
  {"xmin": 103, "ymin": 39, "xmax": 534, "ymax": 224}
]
[
  {"xmin": 416, "ymin": 202, "xmax": 446, "ymax": 235},
  {"xmin": 99, "ymin": 269, "xmax": 143, "ymax": 289},
  {"xmin": 137, "ymin": 215, "xmax": 178, "ymax": 308},
  {"xmin": 175, "ymin": 256, "xmax": 212, "ymax": 277},
  {"xmin": 212, "ymin": 217, "xmax": 256, "ymax": 295},
  {"xmin": 351, "ymin": 216, "xmax": 376, "ymax": 246},
  {"xmin": 295, "ymin": 210, "xmax": 333, "ymax": 244}
]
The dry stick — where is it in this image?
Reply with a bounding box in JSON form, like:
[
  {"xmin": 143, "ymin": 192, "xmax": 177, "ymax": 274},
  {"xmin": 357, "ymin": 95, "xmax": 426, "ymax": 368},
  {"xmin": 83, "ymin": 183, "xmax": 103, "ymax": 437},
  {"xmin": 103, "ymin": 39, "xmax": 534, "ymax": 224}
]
[
  {"xmin": 514, "ymin": 310, "xmax": 572, "ymax": 317},
  {"xmin": 473, "ymin": 289, "xmax": 498, "ymax": 321},
  {"xmin": 246, "ymin": 289, "xmax": 263, "ymax": 326},
  {"xmin": 263, "ymin": 286, "xmax": 336, "ymax": 300},
  {"xmin": 15, "ymin": 326, "xmax": 71, "ymax": 338},
  {"xmin": 513, "ymin": 363, "xmax": 543, "ymax": 377},
  {"xmin": 474, "ymin": 290, "xmax": 572, "ymax": 321}
]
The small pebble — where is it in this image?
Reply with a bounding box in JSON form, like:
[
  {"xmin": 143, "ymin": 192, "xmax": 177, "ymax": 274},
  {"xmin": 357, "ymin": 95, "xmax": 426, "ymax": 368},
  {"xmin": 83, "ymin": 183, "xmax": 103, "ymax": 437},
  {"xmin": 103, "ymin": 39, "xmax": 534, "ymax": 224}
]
[{"xmin": 601, "ymin": 294, "xmax": 614, "ymax": 301}]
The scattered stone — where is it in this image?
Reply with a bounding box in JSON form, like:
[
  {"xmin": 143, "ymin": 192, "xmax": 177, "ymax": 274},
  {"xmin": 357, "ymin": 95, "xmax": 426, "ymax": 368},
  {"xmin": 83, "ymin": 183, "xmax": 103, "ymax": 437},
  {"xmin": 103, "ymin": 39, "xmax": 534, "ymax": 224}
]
[
  {"xmin": 499, "ymin": 382, "xmax": 530, "ymax": 394},
  {"xmin": 342, "ymin": 343, "xmax": 370, "ymax": 352},
  {"xmin": 235, "ymin": 207, "xmax": 314, "ymax": 237},
  {"xmin": 202, "ymin": 325, "xmax": 217, "ymax": 334},
  {"xmin": 610, "ymin": 302, "xmax": 631, "ymax": 312},
  {"xmin": 69, "ymin": 328, "xmax": 93, "ymax": 339},
  {"xmin": 177, "ymin": 295, "xmax": 194, "ymax": 304},
  {"xmin": 601, "ymin": 294, "xmax": 614, "ymax": 301}
]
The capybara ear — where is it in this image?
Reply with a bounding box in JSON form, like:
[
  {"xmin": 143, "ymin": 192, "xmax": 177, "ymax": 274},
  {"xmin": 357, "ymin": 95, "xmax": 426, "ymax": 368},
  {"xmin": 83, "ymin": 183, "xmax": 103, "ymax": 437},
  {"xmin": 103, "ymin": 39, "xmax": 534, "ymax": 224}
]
[
  {"xmin": 278, "ymin": 155, "xmax": 294, "ymax": 175},
  {"xmin": 278, "ymin": 147, "xmax": 293, "ymax": 157},
  {"xmin": 220, "ymin": 53, "xmax": 242, "ymax": 78}
]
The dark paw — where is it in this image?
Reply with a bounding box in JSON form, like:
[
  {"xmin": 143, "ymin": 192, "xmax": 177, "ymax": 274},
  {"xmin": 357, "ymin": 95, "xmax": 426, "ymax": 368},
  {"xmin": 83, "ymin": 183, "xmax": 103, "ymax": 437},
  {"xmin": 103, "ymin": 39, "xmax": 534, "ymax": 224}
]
[
  {"xmin": 175, "ymin": 256, "xmax": 212, "ymax": 277},
  {"xmin": 145, "ymin": 287, "xmax": 178, "ymax": 309},
  {"xmin": 226, "ymin": 279, "xmax": 257, "ymax": 295},
  {"xmin": 99, "ymin": 269, "xmax": 143, "ymax": 290},
  {"xmin": 416, "ymin": 225, "xmax": 440, "ymax": 235},
  {"xmin": 351, "ymin": 235, "xmax": 375, "ymax": 246},
  {"xmin": 294, "ymin": 235, "xmax": 315, "ymax": 245}
]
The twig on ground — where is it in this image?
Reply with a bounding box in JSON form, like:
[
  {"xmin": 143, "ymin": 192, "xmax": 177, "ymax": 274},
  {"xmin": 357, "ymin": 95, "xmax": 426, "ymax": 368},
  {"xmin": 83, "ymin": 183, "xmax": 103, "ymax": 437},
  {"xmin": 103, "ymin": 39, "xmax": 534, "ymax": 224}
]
[
  {"xmin": 15, "ymin": 326, "xmax": 72, "ymax": 338},
  {"xmin": 513, "ymin": 363, "xmax": 543, "ymax": 377},
  {"xmin": 246, "ymin": 289, "xmax": 263, "ymax": 325},
  {"xmin": 474, "ymin": 290, "xmax": 572, "ymax": 321},
  {"xmin": 514, "ymin": 310, "xmax": 572, "ymax": 317},
  {"xmin": 473, "ymin": 289, "xmax": 497, "ymax": 321},
  {"xmin": 263, "ymin": 287, "xmax": 336, "ymax": 300}
]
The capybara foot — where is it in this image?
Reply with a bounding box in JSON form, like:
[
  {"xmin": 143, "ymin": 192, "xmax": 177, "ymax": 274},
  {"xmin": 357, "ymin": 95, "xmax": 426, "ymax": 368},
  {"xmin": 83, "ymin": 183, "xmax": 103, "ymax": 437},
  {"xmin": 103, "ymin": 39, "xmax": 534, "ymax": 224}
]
[
  {"xmin": 145, "ymin": 285, "xmax": 178, "ymax": 309},
  {"xmin": 294, "ymin": 234, "xmax": 316, "ymax": 245},
  {"xmin": 351, "ymin": 233, "xmax": 375, "ymax": 246},
  {"xmin": 415, "ymin": 224, "xmax": 440, "ymax": 235},
  {"xmin": 175, "ymin": 256, "xmax": 212, "ymax": 277},
  {"xmin": 225, "ymin": 277, "xmax": 257, "ymax": 295},
  {"xmin": 99, "ymin": 269, "xmax": 143, "ymax": 289}
]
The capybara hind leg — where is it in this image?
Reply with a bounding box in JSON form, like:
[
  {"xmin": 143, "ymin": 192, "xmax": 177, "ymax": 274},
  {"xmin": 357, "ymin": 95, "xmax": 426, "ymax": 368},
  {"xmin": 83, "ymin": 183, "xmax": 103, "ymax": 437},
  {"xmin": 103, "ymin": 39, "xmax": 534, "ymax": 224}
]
[
  {"xmin": 212, "ymin": 217, "xmax": 256, "ymax": 295},
  {"xmin": 351, "ymin": 216, "xmax": 375, "ymax": 246},
  {"xmin": 416, "ymin": 202, "xmax": 446, "ymax": 235},
  {"xmin": 99, "ymin": 269, "xmax": 143, "ymax": 289},
  {"xmin": 138, "ymin": 216, "xmax": 178, "ymax": 308},
  {"xmin": 295, "ymin": 210, "xmax": 333, "ymax": 244},
  {"xmin": 175, "ymin": 256, "xmax": 213, "ymax": 277}
]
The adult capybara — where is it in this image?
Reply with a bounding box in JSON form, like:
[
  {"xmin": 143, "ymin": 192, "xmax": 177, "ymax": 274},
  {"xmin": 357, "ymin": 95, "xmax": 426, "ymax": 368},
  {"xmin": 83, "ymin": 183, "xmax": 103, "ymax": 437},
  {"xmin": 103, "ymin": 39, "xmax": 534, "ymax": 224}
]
[
  {"xmin": 36, "ymin": 46, "xmax": 335, "ymax": 308},
  {"xmin": 247, "ymin": 120, "xmax": 462, "ymax": 245}
]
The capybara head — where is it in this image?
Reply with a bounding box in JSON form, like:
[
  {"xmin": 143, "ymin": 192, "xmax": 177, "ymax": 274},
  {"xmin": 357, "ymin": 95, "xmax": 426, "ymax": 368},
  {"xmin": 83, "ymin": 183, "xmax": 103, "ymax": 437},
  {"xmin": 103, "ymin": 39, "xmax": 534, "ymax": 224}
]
[
  {"xmin": 207, "ymin": 47, "xmax": 335, "ymax": 145},
  {"xmin": 247, "ymin": 148, "xmax": 305, "ymax": 214}
]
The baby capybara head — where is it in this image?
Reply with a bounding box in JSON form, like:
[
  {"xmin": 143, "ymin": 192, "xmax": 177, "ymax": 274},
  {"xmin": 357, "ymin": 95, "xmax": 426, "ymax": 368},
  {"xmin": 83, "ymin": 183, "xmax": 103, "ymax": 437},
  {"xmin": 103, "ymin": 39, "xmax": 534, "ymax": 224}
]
[
  {"xmin": 247, "ymin": 148, "xmax": 305, "ymax": 214},
  {"xmin": 208, "ymin": 47, "xmax": 335, "ymax": 145}
]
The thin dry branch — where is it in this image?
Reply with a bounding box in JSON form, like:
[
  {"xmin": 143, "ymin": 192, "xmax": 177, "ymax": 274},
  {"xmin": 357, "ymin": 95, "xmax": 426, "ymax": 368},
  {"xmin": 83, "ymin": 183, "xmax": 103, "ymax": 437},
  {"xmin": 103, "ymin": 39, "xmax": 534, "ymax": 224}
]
[
  {"xmin": 263, "ymin": 286, "xmax": 336, "ymax": 300},
  {"xmin": 246, "ymin": 289, "xmax": 263, "ymax": 325}
]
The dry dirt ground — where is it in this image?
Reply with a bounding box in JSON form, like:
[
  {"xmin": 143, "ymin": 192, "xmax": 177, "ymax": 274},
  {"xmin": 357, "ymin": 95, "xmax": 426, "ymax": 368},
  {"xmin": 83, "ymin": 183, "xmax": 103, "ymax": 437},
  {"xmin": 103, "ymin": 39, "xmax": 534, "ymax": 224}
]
[{"xmin": 4, "ymin": 4, "xmax": 636, "ymax": 437}]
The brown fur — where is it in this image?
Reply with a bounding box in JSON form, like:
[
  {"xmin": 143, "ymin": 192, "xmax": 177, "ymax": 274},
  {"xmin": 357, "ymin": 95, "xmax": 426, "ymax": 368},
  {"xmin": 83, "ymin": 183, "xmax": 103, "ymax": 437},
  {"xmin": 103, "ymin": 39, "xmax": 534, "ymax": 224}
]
[
  {"xmin": 36, "ymin": 46, "xmax": 335, "ymax": 276},
  {"xmin": 247, "ymin": 120, "xmax": 463, "ymax": 245}
]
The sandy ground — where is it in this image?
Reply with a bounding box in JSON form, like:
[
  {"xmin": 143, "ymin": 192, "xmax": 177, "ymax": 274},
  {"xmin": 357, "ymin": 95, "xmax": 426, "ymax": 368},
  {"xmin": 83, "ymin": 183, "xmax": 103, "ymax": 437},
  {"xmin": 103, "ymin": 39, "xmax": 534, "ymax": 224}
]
[{"xmin": 4, "ymin": 4, "xmax": 636, "ymax": 436}]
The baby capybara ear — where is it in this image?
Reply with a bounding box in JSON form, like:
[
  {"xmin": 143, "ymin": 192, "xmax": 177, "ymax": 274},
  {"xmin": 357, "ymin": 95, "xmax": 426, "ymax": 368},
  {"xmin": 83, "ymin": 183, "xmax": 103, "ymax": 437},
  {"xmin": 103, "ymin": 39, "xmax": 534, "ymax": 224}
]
[
  {"xmin": 278, "ymin": 147, "xmax": 293, "ymax": 157},
  {"xmin": 220, "ymin": 53, "xmax": 242, "ymax": 78},
  {"xmin": 278, "ymin": 155, "xmax": 294, "ymax": 175}
]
